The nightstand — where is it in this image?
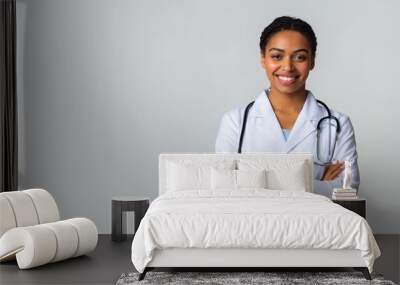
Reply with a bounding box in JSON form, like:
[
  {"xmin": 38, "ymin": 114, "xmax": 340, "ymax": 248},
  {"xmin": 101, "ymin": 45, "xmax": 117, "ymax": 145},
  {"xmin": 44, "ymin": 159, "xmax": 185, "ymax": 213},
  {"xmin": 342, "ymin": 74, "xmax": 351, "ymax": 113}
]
[
  {"xmin": 112, "ymin": 196, "xmax": 149, "ymax": 242},
  {"xmin": 332, "ymin": 198, "xmax": 366, "ymax": 218}
]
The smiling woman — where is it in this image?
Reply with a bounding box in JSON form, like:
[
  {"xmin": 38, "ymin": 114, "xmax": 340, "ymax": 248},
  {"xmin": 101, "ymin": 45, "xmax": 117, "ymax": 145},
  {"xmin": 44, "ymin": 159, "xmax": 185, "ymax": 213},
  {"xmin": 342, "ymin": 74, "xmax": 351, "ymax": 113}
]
[
  {"xmin": 261, "ymin": 29, "xmax": 315, "ymax": 129},
  {"xmin": 215, "ymin": 16, "xmax": 360, "ymax": 197}
]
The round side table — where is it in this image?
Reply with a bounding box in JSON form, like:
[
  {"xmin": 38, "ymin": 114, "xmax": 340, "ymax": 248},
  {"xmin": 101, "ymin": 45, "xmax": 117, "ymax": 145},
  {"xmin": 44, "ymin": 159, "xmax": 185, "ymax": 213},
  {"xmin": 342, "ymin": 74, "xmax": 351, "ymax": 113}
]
[{"xmin": 111, "ymin": 196, "xmax": 149, "ymax": 242}]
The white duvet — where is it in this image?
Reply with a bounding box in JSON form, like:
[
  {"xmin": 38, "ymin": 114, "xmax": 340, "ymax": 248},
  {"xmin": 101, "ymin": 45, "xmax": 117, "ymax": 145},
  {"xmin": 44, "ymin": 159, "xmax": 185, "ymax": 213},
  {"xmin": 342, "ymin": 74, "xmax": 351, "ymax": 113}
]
[{"xmin": 131, "ymin": 189, "xmax": 380, "ymax": 273}]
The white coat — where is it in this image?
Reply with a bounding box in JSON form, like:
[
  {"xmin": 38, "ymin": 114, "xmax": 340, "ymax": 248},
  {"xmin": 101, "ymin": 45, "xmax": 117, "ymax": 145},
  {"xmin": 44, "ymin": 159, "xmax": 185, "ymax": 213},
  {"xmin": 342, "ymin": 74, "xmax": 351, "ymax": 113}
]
[{"xmin": 215, "ymin": 91, "xmax": 360, "ymax": 196}]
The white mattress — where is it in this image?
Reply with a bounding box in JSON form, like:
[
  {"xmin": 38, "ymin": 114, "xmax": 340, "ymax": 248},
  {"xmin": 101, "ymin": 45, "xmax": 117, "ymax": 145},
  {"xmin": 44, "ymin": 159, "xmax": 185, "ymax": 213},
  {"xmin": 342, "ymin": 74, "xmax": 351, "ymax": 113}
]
[{"xmin": 131, "ymin": 189, "xmax": 380, "ymax": 273}]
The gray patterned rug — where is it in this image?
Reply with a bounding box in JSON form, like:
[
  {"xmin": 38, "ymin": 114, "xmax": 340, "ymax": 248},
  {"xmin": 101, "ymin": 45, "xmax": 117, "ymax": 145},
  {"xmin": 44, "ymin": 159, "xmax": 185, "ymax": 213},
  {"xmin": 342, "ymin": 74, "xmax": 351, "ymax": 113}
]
[{"xmin": 116, "ymin": 271, "xmax": 396, "ymax": 285}]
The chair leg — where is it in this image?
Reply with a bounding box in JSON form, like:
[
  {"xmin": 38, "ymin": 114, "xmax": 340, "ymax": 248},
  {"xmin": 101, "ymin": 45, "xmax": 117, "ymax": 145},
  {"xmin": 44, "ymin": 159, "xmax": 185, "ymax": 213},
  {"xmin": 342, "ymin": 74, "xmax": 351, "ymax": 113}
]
[
  {"xmin": 354, "ymin": 267, "xmax": 371, "ymax": 280},
  {"xmin": 138, "ymin": 268, "xmax": 147, "ymax": 281}
]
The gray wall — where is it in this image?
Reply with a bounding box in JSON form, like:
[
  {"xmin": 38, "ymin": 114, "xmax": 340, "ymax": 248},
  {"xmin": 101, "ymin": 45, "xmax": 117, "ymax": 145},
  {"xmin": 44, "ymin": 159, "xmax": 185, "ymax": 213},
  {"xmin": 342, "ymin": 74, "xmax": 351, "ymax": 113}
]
[{"xmin": 17, "ymin": 0, "xmax": 400, "ymax": 234}]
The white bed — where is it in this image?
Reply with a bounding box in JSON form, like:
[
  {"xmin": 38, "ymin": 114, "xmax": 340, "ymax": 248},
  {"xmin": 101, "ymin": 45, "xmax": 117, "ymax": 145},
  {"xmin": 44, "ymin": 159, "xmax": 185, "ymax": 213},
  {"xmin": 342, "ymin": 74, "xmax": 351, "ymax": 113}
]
[{"xmin": 131, "ymin": 153, "xmax": 380, "ymax": 280}]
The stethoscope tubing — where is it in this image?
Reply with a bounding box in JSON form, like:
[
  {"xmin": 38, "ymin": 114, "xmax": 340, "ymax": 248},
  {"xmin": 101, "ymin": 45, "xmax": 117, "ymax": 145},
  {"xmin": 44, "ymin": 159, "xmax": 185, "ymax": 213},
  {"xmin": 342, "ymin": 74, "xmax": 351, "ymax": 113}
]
[{"xmin": 238, "ymin": 90, "xmax": 341, "ymax": 166}]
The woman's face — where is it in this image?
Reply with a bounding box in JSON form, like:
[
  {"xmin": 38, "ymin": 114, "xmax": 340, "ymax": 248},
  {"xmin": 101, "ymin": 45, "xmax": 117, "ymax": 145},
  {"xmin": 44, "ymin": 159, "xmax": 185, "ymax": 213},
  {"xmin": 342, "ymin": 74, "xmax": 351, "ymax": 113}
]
[{"xmin": 261, "ymin": 30, "xmax": 314, "ymax": 95}]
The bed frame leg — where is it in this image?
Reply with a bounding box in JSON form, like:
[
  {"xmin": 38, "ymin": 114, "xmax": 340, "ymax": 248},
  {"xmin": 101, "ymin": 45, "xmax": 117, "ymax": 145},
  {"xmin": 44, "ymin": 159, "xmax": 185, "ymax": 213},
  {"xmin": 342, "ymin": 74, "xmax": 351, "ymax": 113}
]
[
  {"xmin": 354, "ymin": 267, "xmax": 371, "ymax": 280},
  {"xmin": 138, "ymin": 268, "xmax": 148, "ymax": 281}
]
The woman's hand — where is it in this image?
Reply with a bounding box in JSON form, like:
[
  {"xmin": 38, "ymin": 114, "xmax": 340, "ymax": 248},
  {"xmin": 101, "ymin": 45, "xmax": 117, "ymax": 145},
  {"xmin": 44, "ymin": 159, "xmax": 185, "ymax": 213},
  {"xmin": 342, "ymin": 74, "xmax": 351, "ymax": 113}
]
[{"xmin": 322, "ymin": 161, "xmax": 344, "ymax": 181}]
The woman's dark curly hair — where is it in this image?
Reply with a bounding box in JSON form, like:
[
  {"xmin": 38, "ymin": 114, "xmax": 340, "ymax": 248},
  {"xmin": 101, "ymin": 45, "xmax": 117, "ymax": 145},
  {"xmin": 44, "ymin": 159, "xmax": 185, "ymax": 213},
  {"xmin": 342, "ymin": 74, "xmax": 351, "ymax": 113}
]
[{"xmin": 260, "ymin": 16, "xmax": 317, "ymax": 57}]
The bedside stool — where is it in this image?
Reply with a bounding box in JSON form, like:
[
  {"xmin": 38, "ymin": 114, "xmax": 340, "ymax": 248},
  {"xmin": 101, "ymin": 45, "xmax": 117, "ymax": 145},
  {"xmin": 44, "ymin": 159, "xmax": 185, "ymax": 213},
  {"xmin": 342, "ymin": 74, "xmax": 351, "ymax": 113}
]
[
  {"xmin": 332, "ymin": 198, "xmax": 366, "ymax": 218},
  {"xmin": 112, "ymin": 196, "xmax": 149, "ymax": 242}
]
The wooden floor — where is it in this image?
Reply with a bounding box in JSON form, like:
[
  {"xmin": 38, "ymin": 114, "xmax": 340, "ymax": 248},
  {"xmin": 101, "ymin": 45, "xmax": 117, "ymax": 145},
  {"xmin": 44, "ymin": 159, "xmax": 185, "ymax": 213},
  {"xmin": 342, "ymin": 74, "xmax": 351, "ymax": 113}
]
[{"xmin": 0, "ymin": 235, "xmax": 398, "ymax": 285}]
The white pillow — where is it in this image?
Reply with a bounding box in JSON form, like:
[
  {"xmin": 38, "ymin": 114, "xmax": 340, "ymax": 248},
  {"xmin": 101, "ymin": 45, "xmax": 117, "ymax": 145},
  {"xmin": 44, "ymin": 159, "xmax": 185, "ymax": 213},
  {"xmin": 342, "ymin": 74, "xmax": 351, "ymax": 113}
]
[
  {"xmin": 211, "ymin": 168, "xmax": 268, "ymax": 190},
  {"xmin": 237, "ymin": 159, "xmax": 309, "ymax": 191},
  {"xmin": 166, "ymin": 159, "xmax": 235, "ymax": 191},
  {"xmin": 167, "ymin": 162, "xmax": 210, "ymax": 191}
]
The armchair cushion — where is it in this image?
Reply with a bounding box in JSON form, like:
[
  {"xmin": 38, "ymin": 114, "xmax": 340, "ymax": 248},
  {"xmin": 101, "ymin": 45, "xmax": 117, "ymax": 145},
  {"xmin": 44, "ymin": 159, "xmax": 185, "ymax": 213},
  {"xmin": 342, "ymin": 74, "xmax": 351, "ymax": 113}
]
[{"xmin": 0, "ymin": 189, "xmax": 59, "ymax": 236}]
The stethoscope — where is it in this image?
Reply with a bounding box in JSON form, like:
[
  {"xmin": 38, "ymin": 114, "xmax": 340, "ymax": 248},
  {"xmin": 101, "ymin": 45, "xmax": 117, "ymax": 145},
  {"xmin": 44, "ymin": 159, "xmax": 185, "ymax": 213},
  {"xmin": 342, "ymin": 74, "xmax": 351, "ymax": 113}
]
[{"xmin": 238, "ymin": 89, "xmax": 341, "ymax": 166}]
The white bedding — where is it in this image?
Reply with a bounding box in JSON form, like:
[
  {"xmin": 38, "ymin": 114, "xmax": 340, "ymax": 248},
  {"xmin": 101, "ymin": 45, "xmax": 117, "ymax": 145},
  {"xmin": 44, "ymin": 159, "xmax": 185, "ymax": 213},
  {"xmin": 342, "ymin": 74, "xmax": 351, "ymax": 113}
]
[{"xmin": 131, "ymin": 190, "xmax": 380, "ymax": 273}]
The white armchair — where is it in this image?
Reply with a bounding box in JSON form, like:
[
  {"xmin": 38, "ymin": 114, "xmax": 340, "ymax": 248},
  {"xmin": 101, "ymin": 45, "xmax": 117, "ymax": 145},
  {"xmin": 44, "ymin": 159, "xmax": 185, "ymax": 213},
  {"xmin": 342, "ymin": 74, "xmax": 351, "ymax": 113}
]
[{"xmin": 0, "ymin": 188, "xmax": 97, "ymax": 269}]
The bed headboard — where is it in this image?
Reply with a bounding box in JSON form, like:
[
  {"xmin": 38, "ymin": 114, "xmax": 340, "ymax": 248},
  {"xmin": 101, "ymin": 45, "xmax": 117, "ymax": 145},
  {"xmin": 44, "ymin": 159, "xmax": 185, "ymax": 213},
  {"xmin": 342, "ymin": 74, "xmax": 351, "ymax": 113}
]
[{"xmin": 159, "ymin": 153, "xmax": 314, "ymax": 195}]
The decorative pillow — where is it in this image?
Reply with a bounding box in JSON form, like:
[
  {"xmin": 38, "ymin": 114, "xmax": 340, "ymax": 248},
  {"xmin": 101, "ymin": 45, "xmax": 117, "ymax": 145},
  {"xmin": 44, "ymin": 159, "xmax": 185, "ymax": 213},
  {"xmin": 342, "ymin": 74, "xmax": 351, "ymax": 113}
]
[
  {"xmin": 211, "ymin": 168, "xmax": 236, "ymax": 189},
  {"xmin": 211, "ymin": 168, "xmax": 268, "ymax": 190},
  {"xmin": 237, "ymin": 169, "xmax": 267, "ymax": 189},
  {"xmin": 237, "ymin": 159, "xmax": 309, "ymax": 191}
]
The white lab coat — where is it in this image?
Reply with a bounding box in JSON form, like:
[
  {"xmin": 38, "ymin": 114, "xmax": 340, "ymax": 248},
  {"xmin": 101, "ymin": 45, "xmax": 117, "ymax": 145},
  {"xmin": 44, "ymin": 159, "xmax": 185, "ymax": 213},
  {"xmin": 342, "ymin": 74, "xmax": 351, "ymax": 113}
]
[{"xmin": 215, "ymin": 91, "xmax": 360, "ymax": 197}]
